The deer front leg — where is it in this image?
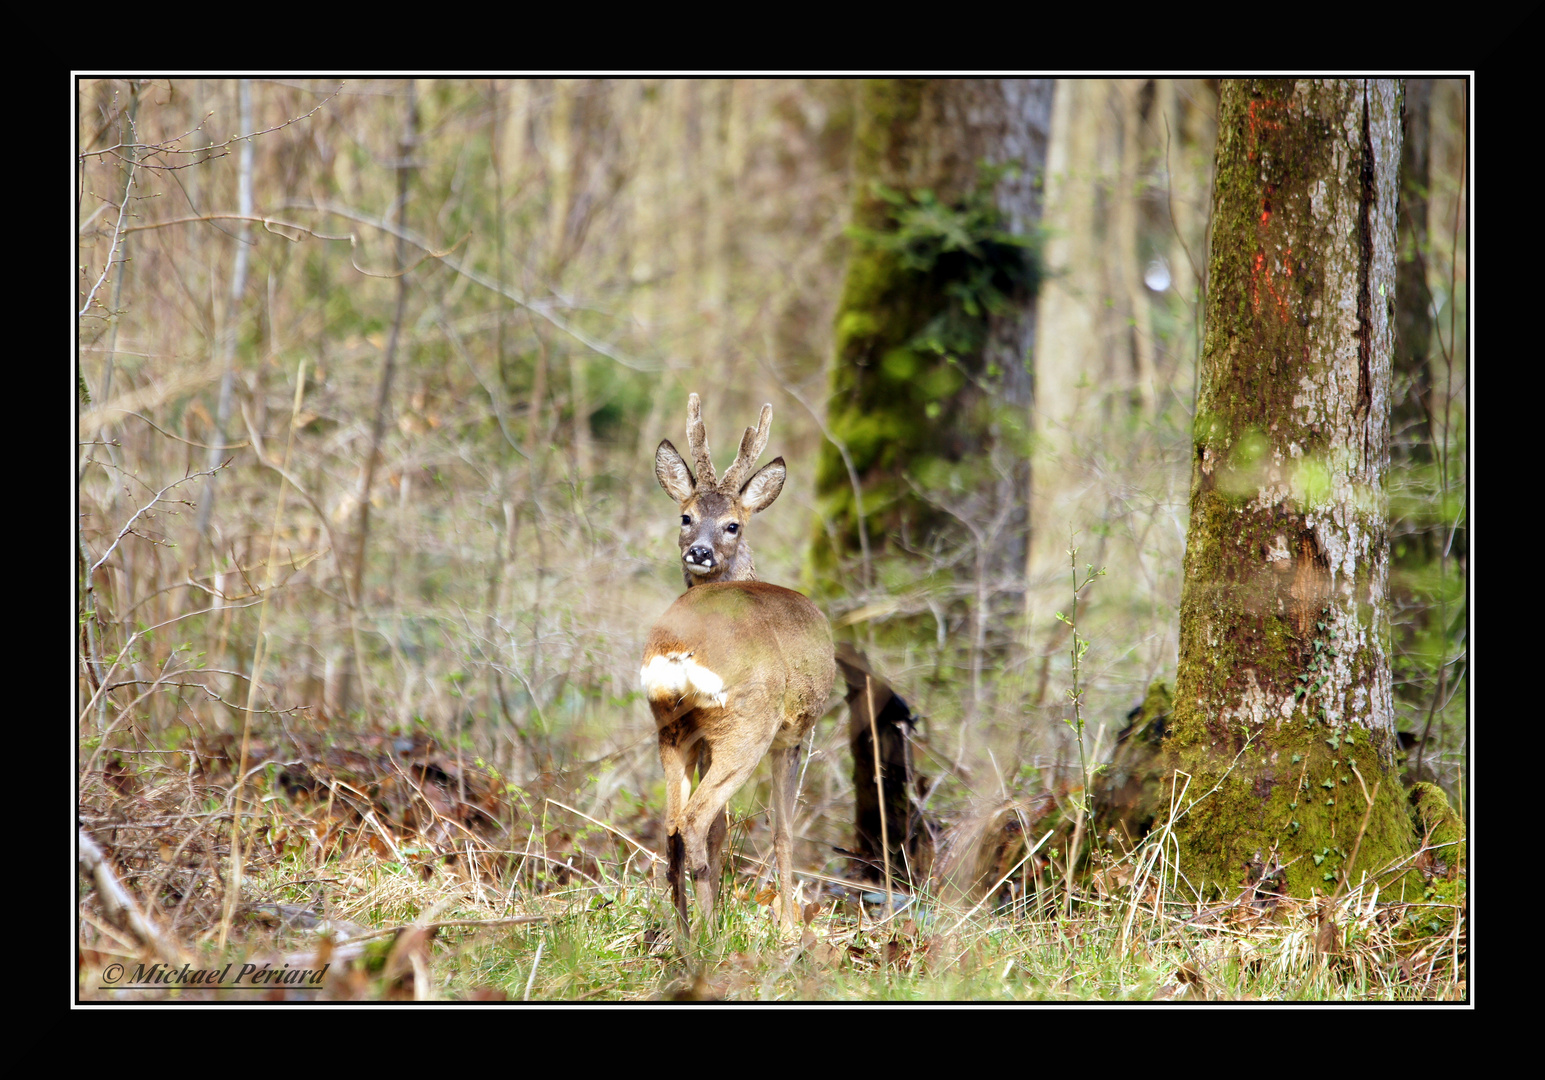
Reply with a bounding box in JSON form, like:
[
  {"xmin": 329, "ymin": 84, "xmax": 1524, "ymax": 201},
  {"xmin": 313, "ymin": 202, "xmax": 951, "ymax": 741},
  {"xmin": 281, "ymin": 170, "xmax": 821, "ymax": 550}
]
[{"xmin": 768, "ymin": 743, "xmax": 803, "ymax": 934}]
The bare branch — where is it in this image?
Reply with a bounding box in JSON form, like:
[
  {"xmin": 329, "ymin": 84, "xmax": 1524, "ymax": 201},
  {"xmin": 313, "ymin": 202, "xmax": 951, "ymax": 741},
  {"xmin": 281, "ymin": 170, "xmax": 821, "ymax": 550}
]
[
  {"xmin": 78, "ymin": 155, "xmax": 136, "ymax": 318},
  {"xmin": 289, "ymin": 201, "xmax": 657, "ymax": 372},
  {"xmin": 79, "ymin": 827, "xmax": 178, "ymax": 961},
  {"xmin": 86, "ymin": 462, "xmax": 229, "ymax": 580},
  {"xmin": 80, "ymin": 85, "xmax": 341, "ymax": 164}
]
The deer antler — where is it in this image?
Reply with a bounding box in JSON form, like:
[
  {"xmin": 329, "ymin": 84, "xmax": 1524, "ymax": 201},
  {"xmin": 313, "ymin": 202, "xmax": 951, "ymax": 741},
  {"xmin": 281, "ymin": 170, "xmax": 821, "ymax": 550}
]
[
  {"xmin": 719, "ymin": 404, "xmax": 772, "ymax": 493},
  {"xmin": 686, "ymin": 393, "xmax": 717, "ymax": 490}
]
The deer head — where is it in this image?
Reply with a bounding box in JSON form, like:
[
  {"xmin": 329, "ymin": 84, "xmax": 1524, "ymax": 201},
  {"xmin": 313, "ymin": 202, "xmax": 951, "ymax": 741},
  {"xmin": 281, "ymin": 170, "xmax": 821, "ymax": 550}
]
[{"xmin": 654, "ymin": 393, "xmax": 786, "ymax": 588}]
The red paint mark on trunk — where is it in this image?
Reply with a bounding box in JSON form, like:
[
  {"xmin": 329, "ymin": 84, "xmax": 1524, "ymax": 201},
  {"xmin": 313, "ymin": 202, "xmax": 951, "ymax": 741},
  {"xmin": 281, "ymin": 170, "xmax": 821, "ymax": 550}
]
[
  {"xmin": 1247, "ymin": 99, "xmax": 1298, "ymax": 326},
  {"xmin": 1251, "ymin": 247, "xmax": 1293, "ymax": 325},
  {"xmin": 1247, "ymin": 99, "xmax": 1286, "ymax": 161}
]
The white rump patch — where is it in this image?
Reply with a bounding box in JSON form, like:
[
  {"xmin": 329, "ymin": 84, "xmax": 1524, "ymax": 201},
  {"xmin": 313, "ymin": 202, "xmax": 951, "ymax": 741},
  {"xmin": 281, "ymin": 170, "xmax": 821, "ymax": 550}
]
[{"xmin": 641, "ymin": 651, "xmax": 728, "ymax": 708}]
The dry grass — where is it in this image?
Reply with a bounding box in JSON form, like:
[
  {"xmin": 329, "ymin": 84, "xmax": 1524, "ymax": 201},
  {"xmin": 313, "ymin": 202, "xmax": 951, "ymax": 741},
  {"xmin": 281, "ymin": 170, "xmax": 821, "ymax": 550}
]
[{"xmin": 77, "ymin": 733, "xmax": 1465, "ymax": 1002}]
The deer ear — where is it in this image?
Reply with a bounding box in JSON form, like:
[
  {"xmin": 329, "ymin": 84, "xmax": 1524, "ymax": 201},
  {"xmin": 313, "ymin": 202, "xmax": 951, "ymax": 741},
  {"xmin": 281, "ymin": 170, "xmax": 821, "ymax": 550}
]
[
  {"xmin": 655, "ymin": 439, "xmax": 696, "ymax": 503},
  {"xmin": 739, "ymin": 456, "xmax": 785, "ymax": 514}
]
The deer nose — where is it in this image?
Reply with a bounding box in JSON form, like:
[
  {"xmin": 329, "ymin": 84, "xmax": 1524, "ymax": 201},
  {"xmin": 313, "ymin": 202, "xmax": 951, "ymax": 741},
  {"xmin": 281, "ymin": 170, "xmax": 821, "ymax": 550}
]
[{"xmin": 683, "ymin": 545, "xmax": 716, "ymax": 573}]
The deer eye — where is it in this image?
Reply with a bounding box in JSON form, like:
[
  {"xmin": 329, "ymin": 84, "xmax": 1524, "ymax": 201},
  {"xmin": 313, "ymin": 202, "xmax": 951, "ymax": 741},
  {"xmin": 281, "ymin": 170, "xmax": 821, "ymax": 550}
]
[
  {"xmin": 725, "ymin": 522, "xmax": 739, "ymax": 534},
  {"xmin": 681, "ymin": 515, "xmax": 691, "ymax": 526}
]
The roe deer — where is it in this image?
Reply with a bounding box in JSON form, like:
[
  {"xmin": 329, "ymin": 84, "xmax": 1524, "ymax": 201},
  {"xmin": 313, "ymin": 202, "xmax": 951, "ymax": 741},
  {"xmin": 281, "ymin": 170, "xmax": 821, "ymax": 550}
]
[{"xmin": 641, "ymin": 393, "xmax": 835, "ymax": 936}]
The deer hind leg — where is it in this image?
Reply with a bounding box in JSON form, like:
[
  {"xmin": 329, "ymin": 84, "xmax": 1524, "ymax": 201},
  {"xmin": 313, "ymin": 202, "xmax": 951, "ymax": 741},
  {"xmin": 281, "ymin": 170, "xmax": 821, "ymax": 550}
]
[
  {"xmin": 658, "ymin": 723, "xmax": 693, "ymax": 931},
  {"xmin": 699, "ymin": 741, "xmax": 730, "ymax": 918},
  {"xmin": 681, "ymin": 737, "xmax": 765, "ymax": 932},
  {"xmin": 768, "ymin": 743, "xmax": 803, "ymax": 933}
]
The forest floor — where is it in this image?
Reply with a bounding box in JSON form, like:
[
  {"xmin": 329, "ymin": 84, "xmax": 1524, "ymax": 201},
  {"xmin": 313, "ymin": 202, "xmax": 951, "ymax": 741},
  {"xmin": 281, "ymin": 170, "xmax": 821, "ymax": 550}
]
[{"xmin": 76, "ymin": 729, "xmax": 1466, "ymax": 1003}]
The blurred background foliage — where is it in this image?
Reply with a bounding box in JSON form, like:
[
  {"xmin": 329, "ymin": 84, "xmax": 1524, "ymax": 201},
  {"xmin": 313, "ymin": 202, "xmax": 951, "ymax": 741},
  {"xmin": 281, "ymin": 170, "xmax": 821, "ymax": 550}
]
[{"xmin": 77, "ymin": 79, "xmax": 1466, "ymax": 868}]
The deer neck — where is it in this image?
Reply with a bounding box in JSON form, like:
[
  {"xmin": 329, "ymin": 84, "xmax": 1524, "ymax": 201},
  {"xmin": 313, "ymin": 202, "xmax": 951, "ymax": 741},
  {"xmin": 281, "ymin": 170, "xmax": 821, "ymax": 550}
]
[{"xmin": 682, "ymin": 543, "xmax": 757, "ymax": 590}]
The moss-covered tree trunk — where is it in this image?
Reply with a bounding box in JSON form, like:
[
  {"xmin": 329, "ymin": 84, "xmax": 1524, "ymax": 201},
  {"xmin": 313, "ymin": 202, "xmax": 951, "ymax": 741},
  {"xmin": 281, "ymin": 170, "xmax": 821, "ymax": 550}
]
[
  {"xmin": 1169, "ymin": 80, "xmax": 1413, "ymax": 899},
  {"xmin": 812, "ymin": 79, "xmax": 1051, "ymax": 605}
]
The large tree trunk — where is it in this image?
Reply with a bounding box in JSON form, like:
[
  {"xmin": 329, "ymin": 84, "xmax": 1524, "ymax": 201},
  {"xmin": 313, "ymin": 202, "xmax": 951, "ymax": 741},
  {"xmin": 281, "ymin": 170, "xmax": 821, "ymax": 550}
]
[{"xmin": 1169, "ymin": 80, "xmax": 1413, "ymax": 899}]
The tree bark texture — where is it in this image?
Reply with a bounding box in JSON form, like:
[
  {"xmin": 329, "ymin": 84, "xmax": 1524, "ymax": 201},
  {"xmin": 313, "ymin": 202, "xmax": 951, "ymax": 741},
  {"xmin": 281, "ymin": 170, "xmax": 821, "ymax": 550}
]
[
  {"xmin": 812, "ymin": 79, "xmax": 1052, "ymax": 603},
  {"xmin": 1170, "ymin": 80, "xmax": 1412, "ymax": 898}
]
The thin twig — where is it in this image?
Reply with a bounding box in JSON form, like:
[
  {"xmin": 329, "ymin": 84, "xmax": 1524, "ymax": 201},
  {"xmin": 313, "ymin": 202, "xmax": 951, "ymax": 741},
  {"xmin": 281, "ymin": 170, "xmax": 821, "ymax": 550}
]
[
  {"xmin": 944, "ymin": 828, "xmax": 1055, "ymax": 934},
  {"xmin": 78, "ymin": 156, "xmax": 137, "ymax": 318},
  {"xmin": 219, "ymin": 360, "xmax": 306, "ymax": 949},
  {"xmin": 757, "ymin": 355, "xmax": 873, "ymax": 591},
  {"xmin": 866, "ymin": 674, "xmax": 894, "ymax": 920},
  {"xmin": 82, "ymin": 85, "xmax": 341, "ymax": 162},
  {"xmin": 545, "ymin": 799, "xmax": 663, "ymax": 865},
  {"xmin": 292, "ymin": 200, "xmax": 654, "ymax": 372},
  {"xmin": 523, "ymin": 937, "xmax": 545, "ymax": 1001},
  {"xmin": 87, "ymin": 463, "xmax": 229, "ymax": 580},
  {"xmin": 1333, "ymin": 763, "xmax": 1380, "ymax": 902}
]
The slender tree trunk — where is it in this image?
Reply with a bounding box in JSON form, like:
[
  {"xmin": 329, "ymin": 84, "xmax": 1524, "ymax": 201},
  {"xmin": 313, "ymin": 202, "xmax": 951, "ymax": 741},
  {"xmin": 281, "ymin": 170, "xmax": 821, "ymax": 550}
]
[
  {"xmin": 1024, "ymin": 80, "xmax": 1216, "ymax": 706},
  {"xmin": 1394, "ymin": 78, "xmax": 1432, "ymax": 470},
  {"xmin": 1024, "ymin": 80, "xmax": 1120, "ymax": 695},
  {"xmin": 197, "ymin": 79, "xmax": 254, "ymax": 543},
  {"xmin": 1169, "ymin": 80, "xmax": 1413, "ymax": 898},
  {"xmin": 344, "ymin": 80, "xmax": 417, "ymax": 715}
]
